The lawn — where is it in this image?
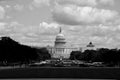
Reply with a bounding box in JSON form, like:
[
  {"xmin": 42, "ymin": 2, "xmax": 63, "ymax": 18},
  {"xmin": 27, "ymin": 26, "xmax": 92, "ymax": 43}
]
[{"xmin": 0, "ymin": 67, "xmax": 119, "ymax": 79}]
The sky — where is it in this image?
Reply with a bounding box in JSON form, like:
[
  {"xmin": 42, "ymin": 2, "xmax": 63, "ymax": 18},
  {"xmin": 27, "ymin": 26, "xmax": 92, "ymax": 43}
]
[{"xmin": 0, "ymin": 0, "xmax": 120, "ymax": 48}]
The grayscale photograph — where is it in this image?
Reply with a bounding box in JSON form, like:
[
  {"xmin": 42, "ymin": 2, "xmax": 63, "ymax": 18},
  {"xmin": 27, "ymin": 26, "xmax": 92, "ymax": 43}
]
[{"xmin": 0, "ymin": 0, "xmax": 119, "ymax": 80}]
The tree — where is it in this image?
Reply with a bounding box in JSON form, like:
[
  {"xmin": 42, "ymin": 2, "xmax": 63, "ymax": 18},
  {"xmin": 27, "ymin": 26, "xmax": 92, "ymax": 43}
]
[
  {"xmin": 69, "ymin": 51, "xmax": 83, "ymax": 60},
  {"xmin": 82, "ymin": 50, "xmax": 96, "ymax": 62},
  {"xmin": 0, "ymin": 36, "xmax": 39, "ymax": 64},
  {"xmin": 36, "ymin": 47, "xmax": 51, "ymax": 61}
]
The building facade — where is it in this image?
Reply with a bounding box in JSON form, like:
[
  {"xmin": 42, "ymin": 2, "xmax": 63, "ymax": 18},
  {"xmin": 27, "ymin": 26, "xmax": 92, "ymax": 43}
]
[
  {"xmin": 47, "ymin": 27, "xmax": 96, "ymax": 59},
  {"xmin": 47, "ymin": 27, "xmax": 79, "ymax": 59}
]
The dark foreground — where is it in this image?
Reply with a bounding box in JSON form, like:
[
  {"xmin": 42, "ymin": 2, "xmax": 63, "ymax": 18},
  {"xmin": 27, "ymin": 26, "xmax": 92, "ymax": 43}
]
[{"xmin": 0, "ymin": 67, "xmax": 119, "ymax": 79}]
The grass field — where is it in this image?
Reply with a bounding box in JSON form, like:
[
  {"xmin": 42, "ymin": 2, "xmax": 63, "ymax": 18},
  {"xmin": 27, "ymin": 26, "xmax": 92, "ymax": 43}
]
[{"xmin": 0, "ymin": 67, "xmax": 119, "ymax": 79}]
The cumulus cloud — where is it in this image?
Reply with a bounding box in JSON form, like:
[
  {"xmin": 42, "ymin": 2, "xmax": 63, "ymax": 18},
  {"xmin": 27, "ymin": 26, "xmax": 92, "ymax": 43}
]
[
  {"xmin": 15, "ymin": 22, "xmax": 60, "ymax": 46},
  {"xmin": 39, "ymin": 22, "xmax": 59, "ymax": 35},
  {"xmin": 1, "ymin": 21, "xmax": 120, "ymax": 48},
  {"xmin": 7, "ymin": 22, "xmax": 59, "ymax": 36},
  {"xmin": 39, "ymin": 22, "xmax": 59, "ymax": 28},
  {"xmin": 62, "ymin": 24, "xmax": 120, "ymax": 48},
  {"xmin": 0, "ymin": 6, "xmax": 5, "ymax": 19},
  {"xmin": 87, "ymin": 25, "xmax": 120, "ymax": 48},
  {"xmin": 0, "ymin": 21, "xmax": 60, "ymax": 46},
  {"xmin": 52, "ymin": 4, "xmax": 118, "ymax": 25}
]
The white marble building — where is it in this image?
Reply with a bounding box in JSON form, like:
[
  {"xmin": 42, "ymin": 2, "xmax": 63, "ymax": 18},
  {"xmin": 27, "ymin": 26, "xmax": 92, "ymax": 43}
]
[
  {"xmin": 47, "ymin": 27, "xmax": 96, "ymax": 59},
  {"xmin": 47, "ymin": 27, "xmax": 80, "ymax": 59}
]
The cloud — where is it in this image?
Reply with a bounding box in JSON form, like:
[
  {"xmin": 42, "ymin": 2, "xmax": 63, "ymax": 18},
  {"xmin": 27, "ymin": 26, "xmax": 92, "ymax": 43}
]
[
  {"xmin": 56, "ymin": 0, "xmax": 97, "ymax": 6},
  {"xmin": 55, "ymin": 0, "xmax": 114, "ymax": 7},
  {"xmin": 31, "ymin": 0, "xmax": 115, "ymax": 8},
  {"xmin": 99, "ymin": 0, "xmax": 114, "ymax": 6},
  {"xmin": 0, "ymin": 22, "xmax": 6, "ymax": 31},
  {"xmin": 1, "ymin": 21, "xmax": 120, "ymax": 48},
  {"xmin": 0, "ymin": 6, "xmax": 5, "ymax": 19},
  {"xmin": 5, "ymin": 5, "xmax": 11, "ymax": 8},
  {"xmin": 52, "ymin": 4, "xmax": 118, "ymax": 25},
  {"xmin": 39, "ymin": 22, "xmax": 59, "ymax": 35},
  {"xmin": 87, "ymin": 25, "xmax": 120, "ymax": 48},
  {"xmin": 0, "ymin": 22, "xmax": 23, "ymax": 36},
  {"xmin": 32, "ymin": 0, "xmax": 50, "ymax": 7},
  {"xmin": 14, "ymin": 4, "xmax": 24, "ymax": 11},
  {"xmin": 61, "ymin": 24, "xmax": 120, "ymax": 48},
  {"xmin": 14, "ymin": 22, "xmax": 60, "ymax": 46},
  {"xmin": 0, "ymin": 21, "xmax": 60, "ymax": 46},
  {"xmin": 39, "ymin": 22, "xmax": 59, "ymax": 28},
  {"xmin": 8, "ymin": 22, "xmax": 59, "ymax": 36}
]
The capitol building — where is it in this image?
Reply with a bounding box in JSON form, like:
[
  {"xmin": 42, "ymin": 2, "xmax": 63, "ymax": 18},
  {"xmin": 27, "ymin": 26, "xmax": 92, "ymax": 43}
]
[{"xmin": 47, "ymin": 27, "xmax": 95, "ymax": 59}]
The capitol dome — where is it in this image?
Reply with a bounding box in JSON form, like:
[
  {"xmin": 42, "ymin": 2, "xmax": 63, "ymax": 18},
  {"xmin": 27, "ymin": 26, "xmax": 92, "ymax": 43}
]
[
  {"xmin": 56, "ymin": 33, "xmax": 65, "ymax": 40},
  {"xmin": 55, "ymin": 27, "xmax": 66, "ymax": 43}
]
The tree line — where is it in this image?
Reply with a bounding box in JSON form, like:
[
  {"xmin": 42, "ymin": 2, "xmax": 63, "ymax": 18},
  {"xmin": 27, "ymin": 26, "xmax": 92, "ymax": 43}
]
[
  {"xmin": 70, "ymin": 48, "xmax": 120, "ymax": 66},
  {"xmin": 0, "ymin": 37, "xmax": 51, "ymax": 64}
]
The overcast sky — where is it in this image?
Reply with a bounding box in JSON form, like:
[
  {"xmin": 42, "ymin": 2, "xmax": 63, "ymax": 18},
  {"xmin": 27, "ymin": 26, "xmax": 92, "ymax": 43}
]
[{"xmin": 0, "ymin": 0, "xmax": 120, "ymax": 48}]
